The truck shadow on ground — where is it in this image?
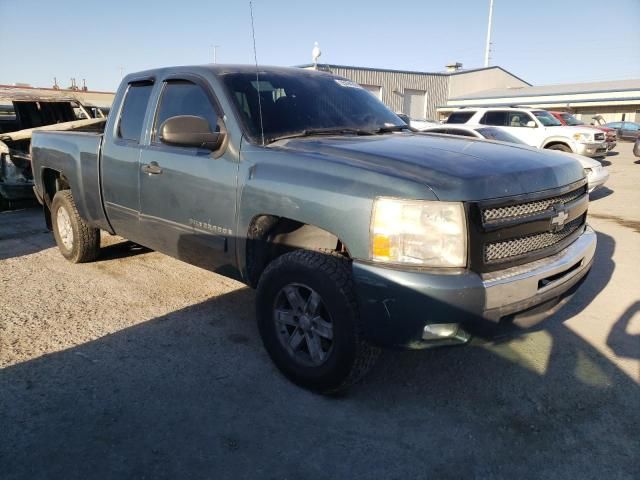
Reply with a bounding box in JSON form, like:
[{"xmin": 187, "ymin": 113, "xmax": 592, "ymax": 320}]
[
  {"xmin": 1, "ymin": 233, "xmax": 637, "ymax": 479},
  {"xmin": 96, "ymin": 240, "xmax": 152, "ymax": 262},
  {"xmin": 589, "ymin": 186, "xmax": 614, "ymax": 201},
  {"xmin": 0, "ymin": 208, "xmax": 53, "ymax": 261}
]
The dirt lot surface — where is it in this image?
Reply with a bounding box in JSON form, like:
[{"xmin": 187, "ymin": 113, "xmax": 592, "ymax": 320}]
[{"xmin": 1, "ymin": 144, "xmax": 639, "ymax": 479}]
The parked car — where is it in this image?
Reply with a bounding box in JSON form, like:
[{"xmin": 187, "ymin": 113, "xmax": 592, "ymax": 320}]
[
  {"xmin": 31, "ymin": 65, "xmax": 596, "ymax": 393},
  {"xmin": 446, "ymin": 107, "xmax": 607, "ymax": 157},
  {"xmin": 549, "ymin": 111, "xmax": 616, "ymax": 151},
  {"xmin": 601, "ymin": 121, "xmax": 640, "ymax": 142},
  {"xmin": 395, "ymin": 113, "xmax": 438, "ymax": 131},
  {"xmin": 421, "ymin": 125, "xmax": 609, "ymax": 192}
]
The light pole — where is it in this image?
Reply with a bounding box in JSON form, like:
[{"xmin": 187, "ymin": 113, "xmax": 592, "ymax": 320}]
[
  {"xmin": 212, "ymin": 45, "xmax": 220, "ymax": 64},
  {"xmin": 484, "ymin": 0, "xmax": 494, "ymax": 67}
]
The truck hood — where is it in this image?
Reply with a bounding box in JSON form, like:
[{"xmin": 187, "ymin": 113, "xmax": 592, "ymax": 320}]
[{"xmin": 276, "ymin": 133, "xmax": 584, "ymax": 201}]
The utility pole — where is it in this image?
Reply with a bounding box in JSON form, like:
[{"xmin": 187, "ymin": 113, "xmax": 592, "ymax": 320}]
[{"xmin": 484, "ymin": 0, "xmax": 494, "ymax": 67}]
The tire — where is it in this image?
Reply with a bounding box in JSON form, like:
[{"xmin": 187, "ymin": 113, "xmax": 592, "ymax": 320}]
[
  {"xmin": 256, "ymin": 250, "xmax": 379, "ymax": 394},
  {"xmin": 546, "ymin": 143, "xmax": 572, "ymax": 153},
  {"xmin": 51, "ymin": 190, "xmax": 100, "ymax": 263}
]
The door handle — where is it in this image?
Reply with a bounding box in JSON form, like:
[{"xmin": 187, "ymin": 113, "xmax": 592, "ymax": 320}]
[{"xmin": 142, "ymin": 161, "xmax": 163, "ymax": 175}]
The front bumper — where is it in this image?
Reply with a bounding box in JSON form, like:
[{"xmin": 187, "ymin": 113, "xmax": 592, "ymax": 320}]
[
  {"xmin": 575, "ymin": 141, "xmax": 607, "ymax": 157},
  {"xmin": 352, "ymin": 227, "xmax": 597, "ymax": 348},
  {"xmin": 587, "ymin": 167, "xmax": 609, "ymax": 193}
]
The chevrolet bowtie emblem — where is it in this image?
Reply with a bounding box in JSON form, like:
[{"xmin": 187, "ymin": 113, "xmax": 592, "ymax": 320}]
[{"xmin": 550, "ymin": 208, "xmax": 569, "ymax": 232}]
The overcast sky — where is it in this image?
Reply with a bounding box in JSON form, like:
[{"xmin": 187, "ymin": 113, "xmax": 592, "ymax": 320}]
[{"xmin": 1, "ymin": 0, "xmax": 639, "ymax": 92}]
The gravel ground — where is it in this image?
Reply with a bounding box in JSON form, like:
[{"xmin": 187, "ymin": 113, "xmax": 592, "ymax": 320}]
[{"xmin": 1, "ymin": 143, "xmax": 639, "ymax": 479}]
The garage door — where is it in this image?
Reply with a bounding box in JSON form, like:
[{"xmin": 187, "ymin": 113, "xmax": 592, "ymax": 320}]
[
  {"xmin": 403, "ymin": 89, "xmax": 426, "ymax": 119},
  {"xmin": 360, "ymin": 84, "xmax": 382, "ymax": 99}
]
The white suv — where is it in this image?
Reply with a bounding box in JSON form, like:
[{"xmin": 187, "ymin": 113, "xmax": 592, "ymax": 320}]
[{"xmin": 446, "ymin": 107, "xmax": 607, "ymax": 157}]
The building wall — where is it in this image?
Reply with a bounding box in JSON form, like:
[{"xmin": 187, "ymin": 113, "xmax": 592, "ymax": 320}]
[
  {"xmin": 314, "ymin": 66, "xmax": 449, "ymax": 119},
  {"xmin": 448, "ymin": 68, "xmax": 529, "ymax": 98}
]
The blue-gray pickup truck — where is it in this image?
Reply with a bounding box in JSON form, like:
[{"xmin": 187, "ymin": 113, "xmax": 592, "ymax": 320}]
[{"xmin": 31, "ymin": 65, "xmax": 596, "ymax": 393}]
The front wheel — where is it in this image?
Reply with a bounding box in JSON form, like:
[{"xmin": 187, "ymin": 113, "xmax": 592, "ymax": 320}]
[
  {"xmin": 546, "ymin": 143, "xmax": 572, "ymax": 153},
  {"xmin": 51, "ymin": 190, "xmax": 100, "ymax": 263},
  {"xmin": 256, "ymin": 250, "xmax": 379, "ymax": 394}
]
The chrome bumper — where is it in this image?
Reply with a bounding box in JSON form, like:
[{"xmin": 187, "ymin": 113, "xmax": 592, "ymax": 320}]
[{"xmin": 481, "ymin": 226, "xmax": 596, "ymax": 324}]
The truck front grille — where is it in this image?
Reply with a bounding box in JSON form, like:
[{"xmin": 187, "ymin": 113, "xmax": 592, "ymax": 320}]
[
  {"xmin": 482, "ymin": 186, "xmax": 586, "ymax": 224},
  {"xmin": 484, "ymin": 216, "xmax": 585, "ymax": 263},
  {"xmin": 469, "ymin": 180, "xmax": 589, "ymax": 272}
]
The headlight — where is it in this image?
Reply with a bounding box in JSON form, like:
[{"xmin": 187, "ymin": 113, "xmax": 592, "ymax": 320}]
[
  {"xmin": 370, "ymin": 198, "xmax": 467, "ymax": 267},
  {"xmin": 573, "ymin": 132, "xmax": 592, "ymax": 142}
]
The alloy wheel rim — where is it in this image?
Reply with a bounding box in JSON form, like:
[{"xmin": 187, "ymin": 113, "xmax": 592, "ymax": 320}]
[
  {"xmin": 273, "ymin": 283, "xmax": 334, "ymax": 367},
  {"xmin": 56, "ymin": 207, "xmax": 73, "ymax": 250}
]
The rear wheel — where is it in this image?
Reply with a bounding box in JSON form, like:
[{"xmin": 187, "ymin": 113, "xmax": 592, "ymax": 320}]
[
  {"xmin": 546, "ymin": 143, "xmax": 572, "ymax": 153},
  {"xmin": 256, "ymin": 250, "xmax": 379, "ymax": 394},
  {"xmin": 51, "ymin": 190, "xmax": 100, "ymax": 263}
]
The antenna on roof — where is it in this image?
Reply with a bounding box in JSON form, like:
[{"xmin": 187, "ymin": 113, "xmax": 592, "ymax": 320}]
[{"xmin": 249, "ymin": 0, "xmax": 265, "ymax": 146}]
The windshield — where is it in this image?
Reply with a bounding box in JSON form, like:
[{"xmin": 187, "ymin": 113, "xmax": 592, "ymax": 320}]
[
  {"xmin": 532, "ymin": 110, "xmax": 562, "ymax": 127},
  {"xmin": 476, "ymin": 127, "xmax": 528, "ymax": 145},
  {"xmin": 560, "ymin": 113, "xmax": 584, "ymax": 126},
  {"xmin": 221, "ymin": 71, "xmax": 405, "ymax": 143}
]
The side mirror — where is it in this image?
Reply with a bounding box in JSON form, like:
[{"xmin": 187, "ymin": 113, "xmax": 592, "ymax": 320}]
[
  {"xmin": 159, "ymin": 115, "xmax": 225, "ymax": 150},
  {"xmin": 526, "ymin": 120, "xmax": 536, "ymax": 128}
]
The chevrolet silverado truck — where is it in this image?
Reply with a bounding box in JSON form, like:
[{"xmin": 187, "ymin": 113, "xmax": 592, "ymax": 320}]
[{"xmin": 31, "ymin": 65, "xmax": 597, "ymax": 393}]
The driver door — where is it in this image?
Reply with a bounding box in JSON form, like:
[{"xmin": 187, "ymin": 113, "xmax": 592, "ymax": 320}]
[{"xmin": 137, "ymin": 77, "xmax": 238, "ymax": 272}]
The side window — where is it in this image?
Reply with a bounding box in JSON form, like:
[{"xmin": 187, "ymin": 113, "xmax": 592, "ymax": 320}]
[
  {"xmin": 507, "ymin": 111, "xmax": 531, "ymax": 127},
  {"xmin": 626, "ymin": 123, "xmax": 640, "ymax": 131},
  {"xmin": 118, "ymin": 82, "xmax": 153, "ymax": 143},
  {"xmin": 154, "ymin": 80, "xmax": 220, "ymax": 141},
  {"xmin": 479, "ymin": 111, "xmax": 508, "ymax": 126},
  {"xmin": 446, "ymin": 111, "xmax": 475, "ymax": 124}
]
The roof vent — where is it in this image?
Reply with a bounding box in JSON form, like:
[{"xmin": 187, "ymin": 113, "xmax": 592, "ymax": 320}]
[{"xmin": 445, "ymin": 62, "xmax": 463, "ymax": 72}]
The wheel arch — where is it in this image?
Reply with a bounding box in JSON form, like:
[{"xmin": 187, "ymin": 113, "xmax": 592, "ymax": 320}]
[
  {"xmin": 40, "ymin": 168, "xmax": 70, "ymax": 229},
  {"xmin": 244, "ymin": 214, "xmax": 351, "ymax": 288},
  {"xmin": 542, "ymin": 139, "xmax": 574, "ymax": 151}
]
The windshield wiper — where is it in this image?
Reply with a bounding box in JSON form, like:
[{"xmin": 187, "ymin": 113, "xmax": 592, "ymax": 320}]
[
  {"xmin": 374, "ymin": 125, "xmax": 412, "ymax": 133},
  {"xmin": 268, "ymin": 127, "xmax": 377, "ymax": 144}
]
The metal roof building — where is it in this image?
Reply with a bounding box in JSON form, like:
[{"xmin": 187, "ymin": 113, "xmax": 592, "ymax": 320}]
[
  {"xmin": 441, "ymin": 79, "xmax": 640, "ymax": 123},
  {"xmin": 299, "ymin": 64, "xmax": 530, "ymax": 120}
]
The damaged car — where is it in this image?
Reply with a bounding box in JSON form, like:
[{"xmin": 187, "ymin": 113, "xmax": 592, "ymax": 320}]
[{"xmin": 0, "ymin": 88, "xmax": 106, "ymax": 209}]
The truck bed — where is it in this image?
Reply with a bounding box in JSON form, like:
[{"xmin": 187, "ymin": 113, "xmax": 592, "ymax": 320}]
[{"xmin": 31, "ymin": 129, "xmax": 112, "ymax": 232}]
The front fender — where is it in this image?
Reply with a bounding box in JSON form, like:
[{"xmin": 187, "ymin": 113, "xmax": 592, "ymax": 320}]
[{"xmin": 235, "ymin": 147, "xmax": 435, "ymax": 276}]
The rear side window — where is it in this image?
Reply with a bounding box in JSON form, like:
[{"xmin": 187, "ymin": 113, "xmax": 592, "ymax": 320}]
[
  {"xmin": 118, "ymin": 82, "xmax": 153, "ymax": 142},
  {"xmin": 446, "ymin": 111, "xmax": 475, "ymax": 124},
  {"xmin": 154, "ymin": 80, "xmax": 220, "ymax": 140},
  {"xmin": 480, "ymin": 111, "xmax": 509, "ymax": 126}
]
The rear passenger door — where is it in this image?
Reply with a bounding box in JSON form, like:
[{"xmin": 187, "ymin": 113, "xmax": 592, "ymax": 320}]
[{"xmin": 137, "ymin": 77, "xmax": 238, "ymax": 272}]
